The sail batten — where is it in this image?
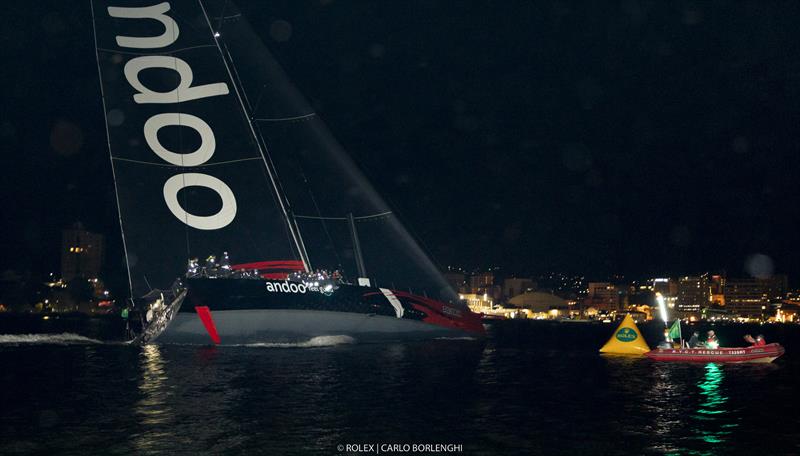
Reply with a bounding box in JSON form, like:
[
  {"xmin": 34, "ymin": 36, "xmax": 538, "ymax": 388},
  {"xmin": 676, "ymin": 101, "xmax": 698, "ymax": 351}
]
[
  {"xmin": 254, "ymin": 113, "xmax": 318, "ymax": 123},
  {"xmin": 97, "ymin": 44, "xmax": 217, "ymax": 56},
  {"xmin": 111, "ymin": 156, "xmax": 263, "ymax": 167},
  {"xmin": 294, "ymin": 212, "xmax": 394, "ymax": 221}
]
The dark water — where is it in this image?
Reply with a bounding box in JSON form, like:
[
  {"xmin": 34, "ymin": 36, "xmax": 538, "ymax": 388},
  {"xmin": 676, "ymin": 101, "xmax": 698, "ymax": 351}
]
[{"xmin": 1, "ymin": 321, "xmax": 799, "ymax": 455}]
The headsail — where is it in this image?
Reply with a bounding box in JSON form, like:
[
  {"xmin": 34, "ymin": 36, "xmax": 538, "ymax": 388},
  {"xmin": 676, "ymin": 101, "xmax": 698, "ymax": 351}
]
[
  {"xmin": 204, "ymin": 1, "xmax": 459, "ymax": 302},
  {"xmin": 91, "ymin": 0, "xmax": 303, "ymax": 297}
]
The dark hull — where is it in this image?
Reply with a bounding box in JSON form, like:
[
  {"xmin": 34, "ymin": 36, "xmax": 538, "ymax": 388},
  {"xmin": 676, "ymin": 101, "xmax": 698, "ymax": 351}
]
[{"xmin": 155, "ymin": 278, "xmax": 485, "ymax": 344}]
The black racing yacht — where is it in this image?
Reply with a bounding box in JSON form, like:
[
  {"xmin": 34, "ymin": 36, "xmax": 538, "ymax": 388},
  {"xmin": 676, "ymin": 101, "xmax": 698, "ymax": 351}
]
[{"xmin": 91, "ymin": 0, "xmax": 484, "ymax": 344}]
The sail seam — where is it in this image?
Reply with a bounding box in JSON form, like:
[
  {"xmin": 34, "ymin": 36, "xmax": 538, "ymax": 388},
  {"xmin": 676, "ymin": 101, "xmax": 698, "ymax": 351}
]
[
  {"xmin": 112, "ymin": 157, "xmax": 263, "ymax": 167},
  {"xmin": 97, "ymin": 44, "xmax": 216, "ymax": 56},
  {"xmin": 294, "ymin": 211, "xmax": 393, "ymax": 221}
]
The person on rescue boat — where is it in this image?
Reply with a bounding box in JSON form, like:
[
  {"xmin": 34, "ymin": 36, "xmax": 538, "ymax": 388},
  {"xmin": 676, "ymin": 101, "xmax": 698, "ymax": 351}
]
[
  {"xmin": 658, "ymin": 328, "xmax": 674, "ymax": 349},
  {"xmin": 688, "ymin": 331, "xmax": 701, "ymax": 348},
  {"xmin": 705, "ymin": 330, "xmax": 719, "ymax": 349},
  {"xmin": 745, "ymin": 334, "xmax": 767, "ymax": 346}
]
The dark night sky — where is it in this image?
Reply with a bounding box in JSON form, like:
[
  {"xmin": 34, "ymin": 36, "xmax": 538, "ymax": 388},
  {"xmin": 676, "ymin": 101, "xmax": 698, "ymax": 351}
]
[{"xmin": 2, "ymin": 1, "xmax": 800, "ymax": 290}]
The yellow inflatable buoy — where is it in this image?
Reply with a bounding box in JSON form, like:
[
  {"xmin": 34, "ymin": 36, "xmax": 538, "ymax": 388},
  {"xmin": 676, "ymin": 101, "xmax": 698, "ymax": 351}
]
[{"xmin": 599, "ymin": 314, "xmax": 650, "ymax": 355}]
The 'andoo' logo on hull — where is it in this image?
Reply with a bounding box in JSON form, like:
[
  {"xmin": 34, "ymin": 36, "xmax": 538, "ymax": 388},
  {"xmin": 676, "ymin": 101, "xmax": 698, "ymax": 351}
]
[
  {"xmin": 265, "ymin": 281, "xmax": 307, "ymax": 294},
  {"xmin": 107, "ymin": 2, "xmax": 236, "ymax": 230}
]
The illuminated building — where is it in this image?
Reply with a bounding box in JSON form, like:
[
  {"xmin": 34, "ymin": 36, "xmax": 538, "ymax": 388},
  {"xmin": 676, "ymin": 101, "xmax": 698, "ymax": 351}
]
[
  {"xmin": 724, "ymin": 276, "xmax": 787, "ymax": 318},
  {"xmin": 508, "ymin": 291, "xmax": 568, "ymax": 318},
  {"xmin": 774, "ymin": 303, "xmax": 798, "ymax": 323},
  {"xmin": 61, "ymin": 222, "xmax": 105, "ymax": 282},
  {"xmin": 461, "ymin": 292, "xmax": 493, "ymax": 313},
  {"xmin": 585, "ymin": 282, "xmax": 621, "ymax": 312},
  {"xmin": 709, "ymin": 275, "xmax": 726, "ymax": 294},
  {"xmin": 652, "ymin": 278, "xmax": 677, "ymax": 297},
  {"xmin": 677, "ymin": 275, "xmax": 709, "ymax": 316},
  {"xmin": 469, "ymin": 272, "xmax": 494, "ymax": 294},
  {"xmin": 650, "ymin": 277, "xmax": 678, "ymax": 309},
  {"xmin": 503, "ymin": 278, "xmax": 536, "ymax": 301},
  {"xmin": 708, "ymin": 274, "xmax": 726, "ymax": 306},
  {"xmin": 632, "ymin": 305, "xmax": 653, "ymax": 320}
]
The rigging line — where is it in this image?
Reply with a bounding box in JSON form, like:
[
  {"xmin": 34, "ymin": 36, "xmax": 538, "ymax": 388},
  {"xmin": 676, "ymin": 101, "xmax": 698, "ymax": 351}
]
[
  {"xmin": 212, "ymin": 3, "xmax": 262, "ymax": 118},
  {"xmin": 111, "ymin": 157, "xmax": 263, "ymax": 167},
  {"xmin": 212, "ymin": 12, "xmax": 311, "ymax": 264},
  {"xmin": 255, "ymin": 113, "xmax": 317, "ymax": 122},
  {"xmin": 97, "ymin": 44, "xmax": 216, "ymax": 56},
  {"xmin": 220, "ymin": 39, "xmax": 253, "ymax": 113},
  {"xmin": 294, "ymin": 211, "xmax": 393, "ymax": 221},
  {"xmin": 209, "ymin": 4, "xmax": 252, "ymax": 112},
  {"xmin": 89, "ymin": 0, "xmax": 134, "ymax": 300},
  {"xmin": 253, "ymin": 125, "xmax": 303, "ymax": 262},
  {"xmin": 253, "ymin": 122, "xmax": 312, "ymax": 266},
  {"xmin": 297, "ymin": 164, "xmax": 342, "ymax": 270},
  {"xmin": 197, "ymin": 0, "xmax": 310, "ymax": 271}
]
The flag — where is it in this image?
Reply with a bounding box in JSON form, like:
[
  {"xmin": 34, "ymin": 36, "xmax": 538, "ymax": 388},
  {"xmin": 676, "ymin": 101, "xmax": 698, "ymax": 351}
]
[{"xmin": 668, "ymin": 319, "xmax": 682, "ymax": 340}]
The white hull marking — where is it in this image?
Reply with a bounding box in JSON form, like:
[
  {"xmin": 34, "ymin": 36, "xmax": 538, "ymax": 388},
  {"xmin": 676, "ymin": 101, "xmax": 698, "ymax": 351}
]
[{"xmin": 379, "ymin": 288, "xmax": 404, "ymax": 318}]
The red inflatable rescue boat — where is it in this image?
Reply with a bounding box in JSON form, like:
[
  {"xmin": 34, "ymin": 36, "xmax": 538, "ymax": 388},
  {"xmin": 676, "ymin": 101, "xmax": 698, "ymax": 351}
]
[{"xmin": 646, "ymin": 343, "xmax": 785, "ymax": 363}]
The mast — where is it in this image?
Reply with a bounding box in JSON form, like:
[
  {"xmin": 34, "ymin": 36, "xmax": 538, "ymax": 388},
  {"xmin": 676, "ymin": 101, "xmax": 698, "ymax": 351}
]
[
  {"xmin": 347, "ymin": 213, "xmax": 367, "ymax": 278},
  {"xmin": 197, "ymin": 0, "xmax": 311, "ymax": 271}
]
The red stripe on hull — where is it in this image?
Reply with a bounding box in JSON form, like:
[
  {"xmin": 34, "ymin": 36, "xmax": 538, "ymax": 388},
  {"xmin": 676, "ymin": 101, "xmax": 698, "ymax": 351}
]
[
  {"xmin": 260, "ymin": 272, "xmax": 289, "ymax": 280},
  {"xmin": 230, "ymin": 260, "xmax": 305, "ymax": 271},
  {"xmin": 364, "ymin": 290, "xmax": 485, "ymax": 336}
]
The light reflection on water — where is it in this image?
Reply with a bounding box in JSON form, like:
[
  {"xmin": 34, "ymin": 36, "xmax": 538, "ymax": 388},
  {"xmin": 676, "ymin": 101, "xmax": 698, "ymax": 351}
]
[
  {"xmin": 691, "ymin": 363, "xmax": 737, "ymax": 451},
  {"xmin": 647, "ymin": 362, "xmax": 690, "ymax": 454},
  {"xmin": 2, "ymin": 322, "xmax": 800, "ymax": 455},
  {"xmin": 134, "ymin": 344, "xmax": 177, "ymax": 453}
]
